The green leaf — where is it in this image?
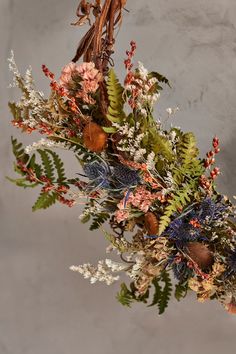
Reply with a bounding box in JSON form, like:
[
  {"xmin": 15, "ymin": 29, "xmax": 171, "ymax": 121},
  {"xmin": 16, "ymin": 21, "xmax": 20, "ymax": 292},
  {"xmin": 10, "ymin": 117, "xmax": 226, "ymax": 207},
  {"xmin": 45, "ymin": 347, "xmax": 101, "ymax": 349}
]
[
  {"xmin": 116, "ymin": 283, "xmax": 134, "ymax": 307},
  {"xmin": 11, "ymin": 136, "xmax": 29, "ymax": 164},
  {"xmin": 6, "ymin": 176, "xmax": 38, "ymax": 188},
  {"xmin": 45, "ymin": 149, "xmax": 66, "ymax": 184},
  {"xmin": 158, "ymin": 271, "xmax": 172, "ymax": 314},
  {"xmin": 148, "ymin": 272, "xmax": 172, "ymax": 314},
  {"xmin": 37, "ymin": 149, "xmax": 54, "ymax": 181},
  {"xmin": 8, "ymin": 102, "xmax": 23, "ymax": 122},
  {"xmin": 32, "ymin": 191, "xmax": 58, "ymax": 211},
  {"xmin": 175, "ymin": 282, "xmax": 188, "ymax": 302},
  {"xmin": 158, "ymin": 182, "xmax": 196, "ymax": 235},
  {"xmin": 150, "ymin": 130, "xmax": 174, "ymax": 162},
  {"xmin": 148, "ymin": 71, "xmax": 170, "ymax": 88},
  {"xmin": 173, "ymin": 132, "xmax": 204, "ymax": 185},
  {"xmin": 102, "ymin": 126, "xmax": 117, "ymax": 133},
  {"xmin": 106, "ymin": 69, "xmax": 126, "ymax": 124},
  {"xmin": 80, "ymin": 214, "xmax": 91, "ymax": 224},
  {"xmin": 89, "ymin": 212, "xmax": 110, "ymax": 231},
  {"xmin": 148, "ymin": 277, "xmax": 162, "ymax": 307},
  {"xmin": 116, "ymin": 282, "xmax": 149, "ymax": 307}
]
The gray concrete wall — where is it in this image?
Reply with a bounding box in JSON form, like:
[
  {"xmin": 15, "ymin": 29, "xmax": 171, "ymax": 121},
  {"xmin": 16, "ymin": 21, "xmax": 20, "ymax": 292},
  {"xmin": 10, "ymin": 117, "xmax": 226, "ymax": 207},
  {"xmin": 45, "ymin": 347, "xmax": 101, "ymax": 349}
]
[{"xmin": 1, "ymin": 1, "xmax": 236, "ymax": 353}]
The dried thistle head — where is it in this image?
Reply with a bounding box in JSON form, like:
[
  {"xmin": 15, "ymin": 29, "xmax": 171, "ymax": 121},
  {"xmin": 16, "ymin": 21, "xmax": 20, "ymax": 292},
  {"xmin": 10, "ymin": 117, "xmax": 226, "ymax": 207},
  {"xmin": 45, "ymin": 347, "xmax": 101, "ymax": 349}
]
[{"xmin": 83, "ymin": 122, "xmax": 108, "ymax": 152}]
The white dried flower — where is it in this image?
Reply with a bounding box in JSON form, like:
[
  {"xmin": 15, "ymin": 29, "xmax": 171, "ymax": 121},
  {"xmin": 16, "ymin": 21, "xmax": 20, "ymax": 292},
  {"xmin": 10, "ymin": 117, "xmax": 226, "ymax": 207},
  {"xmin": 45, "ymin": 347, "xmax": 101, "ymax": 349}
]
[
  {"xmin": 138, "ymin": 61, "xmax": 149, "ymax": 80},
  {"xmin": 70, "ymin": 258, "xmax": 126, "ymax": 286},
  {"xmin": 25, "ymin": 138, "xmax": 68, "ymax": 154},
  {"xmin": 166, "ymin": 107, "xmax": 179, "ymax": 116},
  {"xmin": 146, "ymin": 152, "xmax": 156, "ymax": 170}
]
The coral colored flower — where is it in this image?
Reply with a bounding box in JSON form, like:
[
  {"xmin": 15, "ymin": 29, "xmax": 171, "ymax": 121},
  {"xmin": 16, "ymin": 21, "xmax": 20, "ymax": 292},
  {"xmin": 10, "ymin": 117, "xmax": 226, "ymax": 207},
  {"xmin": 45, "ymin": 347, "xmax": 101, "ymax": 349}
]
[
  {"xmin": 115, "ymin": 209, "xmax": 130, "ymax": 223},
  {"xmin": 59, "ymin": 61, "xmax": 102, "ymax": 94},
  {"xmin": 76, "ymin": 62, "xmax": 102, "ymax": 83},
  {"xmin": 115, "ymin": 186, "xmax": 163, "ymax": 223},
  {"xmin": 59, "ymin": 62, "xmax": 77, "ymax": 87}
]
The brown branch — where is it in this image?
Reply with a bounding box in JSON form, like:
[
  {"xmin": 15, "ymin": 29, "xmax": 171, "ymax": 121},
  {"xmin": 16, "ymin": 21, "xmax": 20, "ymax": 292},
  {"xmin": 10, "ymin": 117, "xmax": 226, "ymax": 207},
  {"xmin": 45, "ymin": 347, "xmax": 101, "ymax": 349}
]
[{"xmin": 72, "ymin": 0, "xmax": 126, "ymax": 74}]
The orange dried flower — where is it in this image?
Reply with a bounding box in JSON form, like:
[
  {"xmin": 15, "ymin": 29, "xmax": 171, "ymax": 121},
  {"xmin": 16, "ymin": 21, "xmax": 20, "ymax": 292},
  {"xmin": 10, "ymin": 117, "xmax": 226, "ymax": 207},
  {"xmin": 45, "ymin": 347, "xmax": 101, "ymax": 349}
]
[
  {"xmin": 145, "ymin": 212, "xmax": 159, "ymax": 236},
  {"xmin": 83, "ymin": 122, "xmax": 108, "ymax": 152},
  {"xmin": 225, "ymin": 299, "xmax": 236, "ymax": 314}
]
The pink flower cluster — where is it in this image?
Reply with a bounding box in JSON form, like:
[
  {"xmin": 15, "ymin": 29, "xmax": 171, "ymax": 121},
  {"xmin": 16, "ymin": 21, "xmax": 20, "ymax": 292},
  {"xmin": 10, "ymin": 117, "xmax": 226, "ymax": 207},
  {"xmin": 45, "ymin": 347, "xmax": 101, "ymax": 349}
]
[
  {"xmin": 59, "ymin": 62, "xmax": 102, "ymax": 104},
  {"xmin": 115, "ymin": 186, "xmax": 164, "ymax": 223}
]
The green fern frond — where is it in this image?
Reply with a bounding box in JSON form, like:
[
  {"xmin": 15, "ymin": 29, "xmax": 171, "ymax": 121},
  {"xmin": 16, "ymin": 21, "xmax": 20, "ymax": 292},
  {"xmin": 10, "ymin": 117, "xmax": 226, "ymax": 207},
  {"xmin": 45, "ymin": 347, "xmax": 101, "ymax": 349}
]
[
  {"xmin": 148, "ymin": 71, "xmax": 170, "ymax": 89},
  {"xmin": 148, "ymin": 277, "xmax": 162, "ymax": 307},
  {"xmin": 9, "ymin": 102, "xmax": 23, "ymax": 122},
  {"xmin": 148, "ymin": 271, "xmax": 172, "ymax": 314},
  {"xmin": 117, "ymin": 282, "xmax": 150, "ymax": 307},
  {"xmin": 32, "ymin": 191, "xmax": 58, "ymax": 211},
  {"xmin": 106, "ymin": 69, "xmax": 126, "ymax": 124},
  {"xmin": 158, "ymin": 271, "xmax": 172, "ymax": 314},
  {"xmin": 174, "ymin": 282, "xmax": 188, "ymax": 301},
  {"xmin": 6, "ymin": 177, "xmax": 38, "ymax": 188},
  {"xmin": 45, "ymin": 149, "xmax": 66, "ymax": 184},
  {"xmin": 173, "ymin": 132, "xmax": 204, "ymax": 184},
  {"xmin": 11, "ymin": 136, "xmax": 29, "ymax": 164},
  {"xmin": 89, "ymin": 212, "xmax": 110, "ymax": 231},
  {"xmin": 116, "ymin": 283, "xmax": 134, "ymax": 307},
  {"xmin": 149, "ymin": 130, "xmax": 174, "ymax": 162},
  {"xmin": 37, "ymin": 149, "xmax": 54, "ymax": 181},
  {"xmin": 158, "ymin": 183, "xmax": 194, "ymax": 235}
]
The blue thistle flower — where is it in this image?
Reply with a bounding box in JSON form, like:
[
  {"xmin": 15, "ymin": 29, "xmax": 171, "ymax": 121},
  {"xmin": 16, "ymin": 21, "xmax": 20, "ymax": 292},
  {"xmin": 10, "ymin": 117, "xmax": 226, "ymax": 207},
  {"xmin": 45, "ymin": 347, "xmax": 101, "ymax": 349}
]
[
  {"xmin": 165, "ymin": 217, "xmax": 203, "ymax": 249},
  {"xmin": 113, "ymin": 164, "xmax": 140, "ymax": 189},
  {"xmin": 83, "ymin": 160, "xmax": 111, "ymax": 189},
  {"xmin": 197, "ymin": 197, "xmax": 228, "ymax": 223},
  {"xmin": 83, "ymin": 160, "xmax": 140, "ymax": 191}
]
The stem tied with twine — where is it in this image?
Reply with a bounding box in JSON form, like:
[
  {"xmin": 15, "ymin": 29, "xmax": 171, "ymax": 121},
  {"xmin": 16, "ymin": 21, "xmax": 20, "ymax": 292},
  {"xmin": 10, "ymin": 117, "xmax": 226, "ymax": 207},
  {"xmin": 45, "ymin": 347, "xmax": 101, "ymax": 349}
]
[{"xmin": 72, "ymin": 0, "xmax": 127, "ymax": 115}]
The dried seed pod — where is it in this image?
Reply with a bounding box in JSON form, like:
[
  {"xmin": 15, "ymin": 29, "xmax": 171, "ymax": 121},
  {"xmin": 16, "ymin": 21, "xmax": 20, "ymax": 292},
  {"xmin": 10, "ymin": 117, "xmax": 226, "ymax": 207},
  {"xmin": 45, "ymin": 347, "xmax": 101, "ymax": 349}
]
[
  {"xmin": 83, "ymin": 122, "xmax": 108, "ymax": 152},
  {"xmin": 144, "ymin": 212, "xmax": 159, "ymax": 236},
  {"xmin": 225, "ymin": 299, "xmax": 236, "ymax": 314},
  {"xmin": 186, "ymin": 242, "xmax": 214, "ymax": 269}
]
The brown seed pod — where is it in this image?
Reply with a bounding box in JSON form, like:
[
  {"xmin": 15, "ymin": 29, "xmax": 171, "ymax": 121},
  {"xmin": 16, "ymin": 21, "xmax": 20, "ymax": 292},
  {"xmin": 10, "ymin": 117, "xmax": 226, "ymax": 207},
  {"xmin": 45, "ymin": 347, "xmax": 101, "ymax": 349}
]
[
  {"xmin": 83, "ymin": 122, "xmax": 108, "ymax": 152},
  {"xmin": 144, "ymin": 212, "xmax": 159, "ymax": 236},
  {"xmin": 186, "ymin": 242, "xmax": 214, "ymax": 269},
  {"xmin": 225, "ymin": 299, "xmax": 236, "ymax": 314}
]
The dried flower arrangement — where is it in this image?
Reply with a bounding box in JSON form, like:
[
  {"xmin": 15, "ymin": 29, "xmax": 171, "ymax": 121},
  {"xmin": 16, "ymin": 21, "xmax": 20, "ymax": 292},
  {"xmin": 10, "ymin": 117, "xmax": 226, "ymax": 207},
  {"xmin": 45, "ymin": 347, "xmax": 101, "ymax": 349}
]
[{"xmin": 8, "ymin": 0, "xmax": 236, "ymax": 315}]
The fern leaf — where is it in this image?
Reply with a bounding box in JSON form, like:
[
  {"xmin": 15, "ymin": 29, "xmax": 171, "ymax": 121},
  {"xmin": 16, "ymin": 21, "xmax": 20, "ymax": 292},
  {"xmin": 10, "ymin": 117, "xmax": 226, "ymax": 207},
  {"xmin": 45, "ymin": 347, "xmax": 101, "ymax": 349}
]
[
  {"xmin": 6, "ymin": 176, "xmax": 38, "ymax": 188},
  {"xmin": 45, "ymin": 149, "xmax": 66, "ymax": 184},
  {"xmin": 173, "ymin": 132, "xmax": 204, "ymax": 184},
  {"xmin": 148, "ymin": 71, "xmax": 170, "ymax": 88},
  {"xmin": 158, "ymin": 271, "xmax": 172, "ymax": 314},
  {"xmin": 37, "ymin": 149, "xmax": 54, "ymax": 181},
  {"xmin": 106, "ymin": 69, "xmax": 126, "ymax": 124},
  {"xmin": 158, "ymin": 183, "xmax": 194, "ymax": 235},
  {"xmin": 116, "ymin": 283, "xmax": 134, "ymax": 307},
  {"xmin": 148, "ymin": 277, "xmax": 162, "ymax": 307},
  {"xmin": 32, "ymin": 191, "xmax": 58, "ymax": 211},
  {"xmin": 89, "ymin": 213, "xmax": 110, "ymax": 231},
  {"xmin": 11, "ymin": 137, "xmax": 29, "ymax": 164},
  {"xmin": 175, "ymin": 282, "xmax": 188, "ymax": 301},
  {"xmin": 150, "ymin": 130, "xmax": 174, "ymax": 162}
]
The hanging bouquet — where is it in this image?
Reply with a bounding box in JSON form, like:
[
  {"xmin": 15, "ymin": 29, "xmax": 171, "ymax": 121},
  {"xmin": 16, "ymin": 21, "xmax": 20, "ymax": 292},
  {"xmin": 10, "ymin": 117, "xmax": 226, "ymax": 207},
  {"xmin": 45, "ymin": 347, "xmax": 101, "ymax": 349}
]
[{"xmin": 7, "ymin": 0, "xmax": 236, "ymax": 315}]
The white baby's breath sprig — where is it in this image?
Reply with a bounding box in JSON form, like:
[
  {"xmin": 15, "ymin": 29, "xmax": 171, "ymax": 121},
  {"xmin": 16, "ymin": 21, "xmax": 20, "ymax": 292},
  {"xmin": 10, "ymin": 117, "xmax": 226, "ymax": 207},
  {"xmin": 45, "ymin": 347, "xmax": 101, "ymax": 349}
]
[
  {"xmin": 70, "ymin": 259, "xmax": 127, "ymax": 285},
  {"xmin": 25, "ymin": 138, "xmax": 68, "ymax": 154}
]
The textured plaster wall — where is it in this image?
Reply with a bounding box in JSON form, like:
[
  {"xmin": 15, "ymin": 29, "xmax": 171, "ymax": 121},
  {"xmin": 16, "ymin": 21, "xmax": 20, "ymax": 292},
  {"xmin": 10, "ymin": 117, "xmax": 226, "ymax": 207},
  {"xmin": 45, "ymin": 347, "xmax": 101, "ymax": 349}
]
[{"xmin": 1, "ymin": 1, "xmax": 236, "ymax": 354}]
